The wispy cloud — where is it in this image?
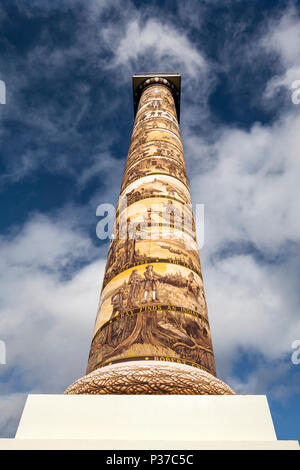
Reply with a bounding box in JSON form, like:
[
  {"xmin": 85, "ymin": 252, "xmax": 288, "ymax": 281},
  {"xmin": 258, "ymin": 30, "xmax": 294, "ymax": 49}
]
[{"xmin": 106, "ymin": 17, "xmax": 207, "ymax": 78}]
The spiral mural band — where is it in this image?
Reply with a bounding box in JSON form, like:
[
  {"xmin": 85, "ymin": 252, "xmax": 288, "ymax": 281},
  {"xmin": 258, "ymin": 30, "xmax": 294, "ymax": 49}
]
[
  {"xmin": 88, "ymin": 81, "xmax": 216, "ymax": 374},
  {"xmin": 65, "ymin": 74, "xmax": 234, "ymax": 395}
]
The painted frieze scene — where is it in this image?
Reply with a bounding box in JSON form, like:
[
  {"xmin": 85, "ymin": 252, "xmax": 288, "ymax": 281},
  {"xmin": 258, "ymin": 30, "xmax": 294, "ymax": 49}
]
[
  {"xmin": 87, "ymin": 258, "xmax": 214, "ymax": 375},
  {"xmin": 126, "ymin": 140, "xmax": 185, "ymax": 169},
  {"xmin": 93, "ymin": 263, "xmax": 207, "ymax": 334},
  {"xmin": 114, "ymin": 196, "xmax": 195, "ymax": 239},
  {"xmin": 118, "ymin": 174, "xmax": 192, "ymax": 208},
  {"xmin": 121, "ymin": 156, "xmax": 189, "ymax": 191},
  {"xmin": 102, "ymin": 232, "xmax": 202, "ymax": 288}
]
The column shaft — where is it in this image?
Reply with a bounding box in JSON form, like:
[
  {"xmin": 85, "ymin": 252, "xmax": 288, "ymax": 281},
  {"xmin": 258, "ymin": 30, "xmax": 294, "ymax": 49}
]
[{"xmin": 65, "ymin": 77, "xmax": 234, "ymax": 395}]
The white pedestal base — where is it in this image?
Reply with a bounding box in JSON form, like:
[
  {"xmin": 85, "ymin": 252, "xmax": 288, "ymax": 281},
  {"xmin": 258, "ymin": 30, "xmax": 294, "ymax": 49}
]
[{"xmin": 0, "ymin": 394, "xmax": 298, "ymax": 450}]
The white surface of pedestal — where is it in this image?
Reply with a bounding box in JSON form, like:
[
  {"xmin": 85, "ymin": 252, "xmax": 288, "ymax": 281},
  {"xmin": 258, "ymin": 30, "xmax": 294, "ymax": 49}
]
[
  {"xmin": 0, "ymin": 394, "xmax": 298, "ymax": 450},
  {"xmin": 16, "ymin": 394, "xmax": 276, "ymax": 441}
]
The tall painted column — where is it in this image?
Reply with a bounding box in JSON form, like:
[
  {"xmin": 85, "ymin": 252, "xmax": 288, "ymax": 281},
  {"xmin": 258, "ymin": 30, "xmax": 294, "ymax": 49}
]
[{"xmin": 66, "ymin": 74, "xmax": 234, "ymax": 395}]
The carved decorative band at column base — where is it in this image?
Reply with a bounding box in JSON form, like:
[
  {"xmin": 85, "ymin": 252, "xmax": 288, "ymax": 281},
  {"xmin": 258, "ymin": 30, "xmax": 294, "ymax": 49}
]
[{"xmin": 64, "ymin": 361, "xmax": 235, "ymax": 395}]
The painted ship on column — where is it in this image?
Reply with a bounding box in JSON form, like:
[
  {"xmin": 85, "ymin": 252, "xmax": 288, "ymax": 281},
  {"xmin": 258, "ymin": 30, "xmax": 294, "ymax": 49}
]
[{"xmin": 65, "ymin": 74, "xmax": 234, "ymax": 395}]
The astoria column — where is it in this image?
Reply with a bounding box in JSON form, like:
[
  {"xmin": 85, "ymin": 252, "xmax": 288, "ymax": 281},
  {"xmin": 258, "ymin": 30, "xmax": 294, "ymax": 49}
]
[{"xmin": 66, "ymin": 74, "xmax": 234, "ymax": 395}]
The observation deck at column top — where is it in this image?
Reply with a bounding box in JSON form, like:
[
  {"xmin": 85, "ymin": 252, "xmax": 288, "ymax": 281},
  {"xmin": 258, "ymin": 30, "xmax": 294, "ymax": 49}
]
[{"xmin": 132, "ymin": 73, "xmax": 181, "ymax": 122}]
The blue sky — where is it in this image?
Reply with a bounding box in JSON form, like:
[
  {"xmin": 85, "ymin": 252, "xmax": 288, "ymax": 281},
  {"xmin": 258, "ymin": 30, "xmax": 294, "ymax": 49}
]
[{"xmin": 0, "ymin": 0, "xmax": 299, "ymax": 442}]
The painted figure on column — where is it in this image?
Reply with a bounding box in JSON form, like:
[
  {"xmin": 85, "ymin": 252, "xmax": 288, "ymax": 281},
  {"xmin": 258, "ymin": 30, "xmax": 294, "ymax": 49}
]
[
  {"xmin": 65, "ymin": 74, "xmax": 234, "ymax": 395},
  {"xmin": 142, "ymin": 265, "xmax": 161, "ymax": 303}
]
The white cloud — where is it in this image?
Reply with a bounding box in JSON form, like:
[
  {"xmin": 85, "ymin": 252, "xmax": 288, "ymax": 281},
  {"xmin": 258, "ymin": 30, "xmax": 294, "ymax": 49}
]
[
  {"xmin": 0, "ymin": 214, "xmax": 94, "ymax": 269},
  {"xmin": 205, "ymin": 254, "xmax": 300, "ymax": 378},
  {"xmin": 104, "ymin": 18, "xmax": 207, "ymax": 79},
  {"xmin": 190, "ymin": 110, "xmax": 300, "ymax": 252},
  {"xmin": 228, "ymin": 361, "xmax": 297, "ymax": 397},
  {"xmin": 263, "ymin": 7, "xmax": 300, "ymax": 97},
  {"xmin": 187, "ymin": 109, "xmax": 300, "ymax": 381},
  {"xmin": 263, "ymin": 8, "xmax": 300, "ymax": 66},
  {"xmin": 0, "ymin": 214, "xmax": 106, "ymax": 434}
]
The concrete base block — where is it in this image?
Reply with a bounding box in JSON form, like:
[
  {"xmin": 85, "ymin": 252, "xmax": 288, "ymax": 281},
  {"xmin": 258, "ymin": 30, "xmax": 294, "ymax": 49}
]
[{"xmin": 0, "ymin": 394, "xmax": 298, "ymax": 450}]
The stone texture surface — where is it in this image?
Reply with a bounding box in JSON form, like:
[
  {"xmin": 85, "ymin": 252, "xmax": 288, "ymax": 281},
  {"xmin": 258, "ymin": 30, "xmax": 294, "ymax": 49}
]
[{"xmin": 65, "ymin": 360, "xmax": 235, "ymax": 395}]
